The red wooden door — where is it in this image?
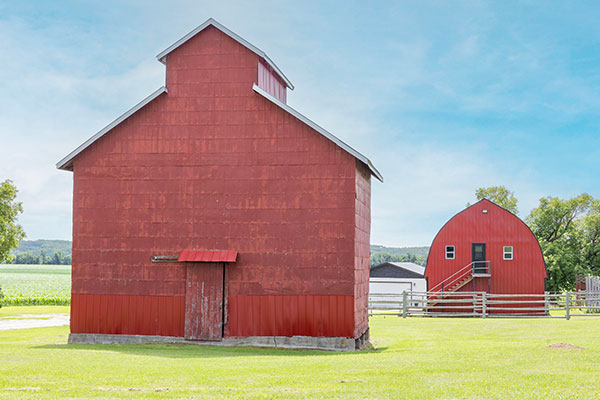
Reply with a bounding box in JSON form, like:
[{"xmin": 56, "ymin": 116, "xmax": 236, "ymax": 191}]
[{"xmin": 184, "ymin": 262, "xmax": 224, "ymax": 340}]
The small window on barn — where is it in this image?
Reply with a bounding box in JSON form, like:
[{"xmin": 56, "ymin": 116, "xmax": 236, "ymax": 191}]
[
  {"xmin": 445, "ymin": 245, "xmax": 455, "ymax": 260},
  {"xmin": 503, "ymin": 246, "xmax": 513, "ymax": 260}
]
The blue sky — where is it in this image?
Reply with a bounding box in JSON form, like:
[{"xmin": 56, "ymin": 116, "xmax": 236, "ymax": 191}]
[{"xmin": 1, "ymin": 1, "xmax": 599, "ymax": 246}]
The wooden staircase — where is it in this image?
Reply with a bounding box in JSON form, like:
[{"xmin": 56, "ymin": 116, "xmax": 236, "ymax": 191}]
[
  {"xmin": 446, "ymin": 275, "xmax": 473, "ymax": 293},
  {"xmin": 427, "ymin": 261, "xmax": 490, "ymax": 312}
]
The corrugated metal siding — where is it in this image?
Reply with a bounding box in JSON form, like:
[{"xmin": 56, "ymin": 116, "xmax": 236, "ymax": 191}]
[
  {"xmin": 70, "ymin": 294, "xmax": 184, "ymax": 336},
  {"xmin": 257, "ymin": 59, "xmax": 287, "ymax": 103},
  {"xmin": 425, "ymin": 200, "xmax": 546, "ymax": 308},
  {"xmin": 228, "ymin": 295, "xmax": 353, "ymax": 337},
  {"xmin": 70, "ymin": 25, "xmax": 361, "ymax": 338}
]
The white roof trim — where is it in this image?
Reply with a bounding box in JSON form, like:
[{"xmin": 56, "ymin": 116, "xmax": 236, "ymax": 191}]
[
  {"xmin": 156, "ymin": 18, "xmax": 294, "ymax": 90},
  {"xmin": 56, "ymin": 86, "xmax": 168, "ymax": 171},
  {"xmin": 252, "ymin": 84, "xmax": 383, "ymax": 182}
]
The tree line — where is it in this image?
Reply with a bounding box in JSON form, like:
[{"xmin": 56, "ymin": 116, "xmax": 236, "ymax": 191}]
[
  {"xmin": 6, "ymin": 250, "xmax": 71, "ymax": 265},
  {"xmin": 370, "ymin": 252, "xmax": 426, "ymax": 267}
]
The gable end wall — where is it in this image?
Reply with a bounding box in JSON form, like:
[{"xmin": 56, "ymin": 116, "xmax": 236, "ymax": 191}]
[{"xmin": 70, "ymin": 26, "xmax": 362, "ymax": 339}]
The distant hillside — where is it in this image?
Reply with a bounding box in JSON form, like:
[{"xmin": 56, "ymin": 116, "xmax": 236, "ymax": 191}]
[
  {"xmin": 11, "ymin": 240, "xmax": 72, "ymax": 256},
  {"xmin": 370, "ymin": 245, "xmax": 429, "ymax": 257},
  {"xmin": 7, "ymin": 241, "xmax": 427, "ymax": 266},
  {"xmin": 370, "ymin": 245, "xmax": 430, "ymax": 267}
]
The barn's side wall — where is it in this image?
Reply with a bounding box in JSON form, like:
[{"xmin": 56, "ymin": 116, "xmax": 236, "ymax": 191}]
[
  {"xmin": 424, "ymin": 200, "xmax": 547, "ymax": 297},
  {"xmin": 71, "ymin": 26, "xmax": 359, "ymax": 339},
  {"xmin": 353, "ymin": 161, "xmax": 371, "ymax": 337}
]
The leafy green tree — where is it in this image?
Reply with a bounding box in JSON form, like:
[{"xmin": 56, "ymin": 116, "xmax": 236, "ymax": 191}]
[
  {"xmin": 13, "ymin": 252, "xmax": 41, "ymax": 264},
  {"xmin": 472, "ymin": 186, "xmax": 519, "ymax": 214},
  {"xmin": 370, "ymin": 252, "xmax": 426, "ymax": 267},
  {"xmin": 370, "ymin": 252, "xmax": 401, "ymax": 266},
  {"xmin": 527, "ymin": 194, "xmax": 591, "ymax": 243},
  {"xmin": 526, "ymin": 193, "xmax": 593, "ymax": 291},
  {"xmin": 0, "ymin": 180, "xmax": 25, "ymax": 263},
  {"xmin": 581, "ymin": 200, "xmax": 600, "ymax": 270}
]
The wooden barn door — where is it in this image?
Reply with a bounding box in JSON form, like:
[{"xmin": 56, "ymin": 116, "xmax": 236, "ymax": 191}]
[{"xmin": 184, "ymin": 263, "xmax": 224, "ymax": 341}]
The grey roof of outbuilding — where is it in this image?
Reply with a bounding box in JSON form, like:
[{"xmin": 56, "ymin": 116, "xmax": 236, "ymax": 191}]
[{"xmin": 371, "ymin": 262, "xmax": 425, "ymax": 277}]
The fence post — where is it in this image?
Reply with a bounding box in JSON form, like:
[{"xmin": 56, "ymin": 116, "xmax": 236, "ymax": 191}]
[
  {"xmin": 565, "ymin": 292, "xmax": 571, "ymax": 320},
  {"xmin": 544, "ymin": 291, "xmax": 549, "ymax": 316},
  {"xmin": 473, "ymin": 293, "xmax": 477, "ymax": 316},
  {"xmin": 481, "ymin": 292, "xmax": 487, "ymax": 318},
  {"xmin": 402, "ymin": 291, "xmax": 408, "ymax": 318},
  {"xmin": 441, "ymin": 283, "xmax": 444, "ymax": 312}
]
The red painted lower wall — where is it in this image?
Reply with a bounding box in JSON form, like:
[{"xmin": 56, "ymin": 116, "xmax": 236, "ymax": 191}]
[
  {"xmin": 71, "ymin": 293, "xmax": 354, "ymax": 338},
  {"xmin": 228, "ymin": 295, "xmax": 354, "ymax": 337},
  {"xmin": 71, "ymin": 294, "xmax": 184, "ymax": 337}
]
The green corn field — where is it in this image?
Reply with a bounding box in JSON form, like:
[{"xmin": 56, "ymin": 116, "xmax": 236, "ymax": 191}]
[{"xmin": 0, "ymin": 264, "xmax": 71, "ymax": 306}]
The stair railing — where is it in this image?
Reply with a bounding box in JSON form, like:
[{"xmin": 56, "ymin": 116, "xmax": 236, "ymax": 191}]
[
  {"xmin": 472, "ymin": 260, "xmax": 491, "ymax": 275},
  {"xmin": 430, "ymin": 262, "xmax": 475, "ymax": 293}
]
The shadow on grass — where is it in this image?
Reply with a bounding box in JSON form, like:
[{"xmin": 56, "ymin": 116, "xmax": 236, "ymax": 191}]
[{"xmin": 34, "ymin": 343, "xmax": 389, "ymax": 359}]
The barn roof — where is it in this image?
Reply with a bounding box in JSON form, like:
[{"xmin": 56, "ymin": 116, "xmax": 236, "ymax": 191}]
[
  {"xmin": 56, "ymin": 19, "xmax": 383, "ymax": 182},
  {"xmin": 253, "ymin": 84, "xmax": 383, "ymax": 182},
  {"xmin": 370, "ymin": 262, "xmax": 425, "ymax": 278},
  {"xmin": 56, "ymin": 86, "xmax": 168, "ymax": 171},
  {"xmin": 157, "ymin": 18, "xmax": 294, "ymax": 90},
  {"xmin": 423, "ymin": 198, "xmax": 547, "ymax": 276}
]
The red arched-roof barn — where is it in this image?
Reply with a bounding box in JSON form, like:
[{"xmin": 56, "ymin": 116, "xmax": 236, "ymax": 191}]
[
  {"xmin": 424, "ymin": 199, "xmax": 546, "ymax": 312},
  {"xmin": 57, "ymin": 18, "xmax": 382, "ymax": 350}
]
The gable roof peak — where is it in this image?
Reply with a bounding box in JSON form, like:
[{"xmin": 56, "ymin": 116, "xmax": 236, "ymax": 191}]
[{"xmin": 156, "ymin": 18, "xmax": 294, "ymax": 90}]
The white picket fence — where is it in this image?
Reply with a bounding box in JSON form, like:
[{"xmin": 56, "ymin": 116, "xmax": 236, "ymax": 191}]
[{"xmin": 369, "ymin": 291, "xmax": 600, "ymax": 319}]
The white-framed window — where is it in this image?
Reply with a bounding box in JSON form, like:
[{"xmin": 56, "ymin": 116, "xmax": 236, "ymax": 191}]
[
  {"xmin": 503, "ymin": 246, "xmax": 513, "ymax": 260},
  {"xmin": 445, "ymin": 245, "xmax": 455, "ymax": 260}
]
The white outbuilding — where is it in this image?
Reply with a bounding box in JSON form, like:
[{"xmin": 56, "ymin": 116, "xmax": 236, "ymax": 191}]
[{"xmin": 369, "ymin": 262, "xmax": 426, "ymax": 307}]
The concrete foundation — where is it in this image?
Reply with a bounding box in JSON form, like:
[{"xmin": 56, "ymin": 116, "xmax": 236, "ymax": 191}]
[{"xmin": 68, "ymin": 333, "xmax": 362, "ymax": 351}]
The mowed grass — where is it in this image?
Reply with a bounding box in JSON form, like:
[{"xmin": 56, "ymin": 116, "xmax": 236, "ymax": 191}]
[
  {"xmin": 1, "ymin": 316, "xmax": 600, "ymax": 399},
  {"xmin": 0, "ymin": 305, "xmax": 69, "ymax": 317},
  {"xmin": 0, "ymin": 264, "xmax": 71, "ymax": 305}
]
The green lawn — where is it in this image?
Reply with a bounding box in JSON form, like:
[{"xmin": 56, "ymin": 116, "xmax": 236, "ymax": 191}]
[
  {"xmin": 1, "ymin": 315, "xmax": 599, "ymax": 399},
  {"xmin": 0, "ymin": 305, "xmax": 69, "ymax": 317},
  {"xmin": 0, "ymin": 264, "xmax": 71, "ymax": 305}
]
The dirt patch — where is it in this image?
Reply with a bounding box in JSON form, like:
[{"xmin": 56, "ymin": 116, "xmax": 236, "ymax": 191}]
[
  {"xmin": 0, "ymin": 314, "xmax": 69, "ymax": 331},
  {"xmin": 545, "ymin": 343, "xmax": 585, "ymax": 350}
]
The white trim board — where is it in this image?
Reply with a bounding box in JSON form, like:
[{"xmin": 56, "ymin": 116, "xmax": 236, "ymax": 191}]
[{"xmin": 252, "ymin": 84, "xmax": 383, "ymax": 182}]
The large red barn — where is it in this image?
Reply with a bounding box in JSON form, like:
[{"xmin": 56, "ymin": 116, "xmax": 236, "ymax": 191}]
[
  {"xmin": 57, "ymin": 19, "xmax": 382, "ymax": 350},
  {"xmin": 424, "ymin": 199, "xmax": 546, "ymax": 313}
]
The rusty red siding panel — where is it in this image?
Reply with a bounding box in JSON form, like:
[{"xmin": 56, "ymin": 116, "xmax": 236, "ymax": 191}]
[
  {"xmin": 69, "ymin": 25, "xmax": 363, "ymax": 339},
  {"xmin": 257, "ymin": 59, "xmax": 287, "ymax": 103},
  {"xmin": 425, "ymin": 200, "xmax": 547, "ymax": 311}
]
